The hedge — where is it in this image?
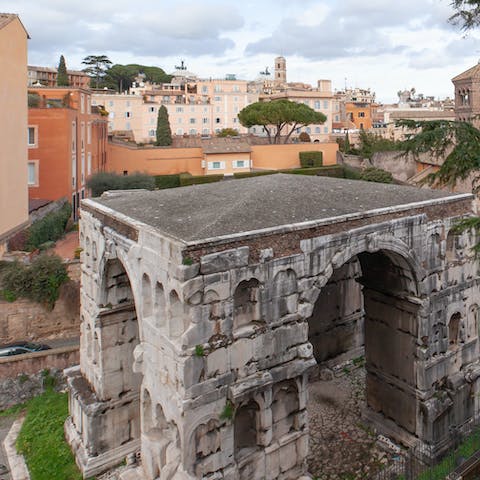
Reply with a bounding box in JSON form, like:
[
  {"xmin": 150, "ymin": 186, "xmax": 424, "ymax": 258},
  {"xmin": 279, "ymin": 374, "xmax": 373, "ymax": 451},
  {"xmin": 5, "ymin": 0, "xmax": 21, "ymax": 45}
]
[
  {"xmin": 360, "ymin": 167, "xmax": 393, "ymax": 184},
  {"xmin": 87, "ymin": 172, "xmax": 155, "ymax": 197},
  {"xmin": 179, "ymin": 174, "xmax": 224, "ymax": 186},
  {"xmin": 26, "ymin": 203, "xmax": 72, "ymax": 251},
  {"xmin": 154, "ymin": 174, "xmax": 181, "ymax": 189},
  {"xmin": 299, "ymin": 151, "xmax": 323, "ymax": 168},
  {"xmin": 233, "ymin": 171, "xmax": 277, "ymax": 179}
]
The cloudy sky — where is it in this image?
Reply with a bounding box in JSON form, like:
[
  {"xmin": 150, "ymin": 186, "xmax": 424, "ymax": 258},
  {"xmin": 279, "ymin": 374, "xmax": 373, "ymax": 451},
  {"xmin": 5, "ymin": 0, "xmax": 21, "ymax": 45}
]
[{"xmin": 7, "ymin": 0, "xmax": 480, "ymax": 102}]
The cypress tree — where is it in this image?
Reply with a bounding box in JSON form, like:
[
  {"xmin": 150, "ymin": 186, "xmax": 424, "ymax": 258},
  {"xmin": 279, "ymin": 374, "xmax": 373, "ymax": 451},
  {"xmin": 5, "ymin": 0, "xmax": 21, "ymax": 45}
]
[
  {"xmin": 155, "ymin": 105, "xmax": 172, "ymax": 146},
  {"xmin": 57, "ymin": 55, "xmax": 69, "ymax": 86},
  {"xmin": 344, "ymin": 132, "xmax": 351, "ymax": 154}
]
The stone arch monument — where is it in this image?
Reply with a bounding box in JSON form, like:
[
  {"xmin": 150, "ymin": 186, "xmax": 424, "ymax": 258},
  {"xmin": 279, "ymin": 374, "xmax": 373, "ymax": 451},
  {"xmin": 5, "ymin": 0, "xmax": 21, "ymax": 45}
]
[{"xmin": 66, "ymin": 174, "xmax": 480, "ymax": 479}]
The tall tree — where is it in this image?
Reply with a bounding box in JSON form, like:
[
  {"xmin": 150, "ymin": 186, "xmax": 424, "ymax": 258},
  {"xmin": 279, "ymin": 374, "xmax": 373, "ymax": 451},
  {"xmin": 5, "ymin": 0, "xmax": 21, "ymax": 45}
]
[
  {"xmin": 238, "ymin": 100, "xmax": 326, "ymax": 144},
  {"xmin": 81, "ymin": 55, "xmax": 112, "ymax": 88},
  {"xmin": 155, "ymin": 105, "xmax": 172, "ymax": 146},
  {"xmin": 449, "ymin": 0, "xmax": 480, "ymax": 30},
  {"xmin": 57, "ymin": 55, "xmax": 69, "ymax": 86}
]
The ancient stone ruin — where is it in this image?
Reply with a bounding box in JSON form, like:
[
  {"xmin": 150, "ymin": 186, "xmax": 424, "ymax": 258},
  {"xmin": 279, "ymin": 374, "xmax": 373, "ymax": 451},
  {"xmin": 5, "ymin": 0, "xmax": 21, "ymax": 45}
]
[{"xmin": 65, "ymin": 174, "xmax": 480, "ymax": 479}]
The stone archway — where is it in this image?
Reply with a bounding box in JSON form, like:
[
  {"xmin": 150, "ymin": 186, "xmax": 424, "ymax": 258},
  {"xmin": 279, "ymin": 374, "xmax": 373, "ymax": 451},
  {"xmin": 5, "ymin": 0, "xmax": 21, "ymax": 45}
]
[{"xmin": 306, "ymin": 248, "xmax": 421, "ymax": 476}]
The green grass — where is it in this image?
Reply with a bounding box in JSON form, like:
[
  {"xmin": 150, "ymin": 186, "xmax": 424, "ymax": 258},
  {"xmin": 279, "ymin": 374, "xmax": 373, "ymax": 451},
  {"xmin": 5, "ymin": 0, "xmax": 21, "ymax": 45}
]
[{"xmin": 16, "ymin": 388, "xmax": 82, "ymax": 480}]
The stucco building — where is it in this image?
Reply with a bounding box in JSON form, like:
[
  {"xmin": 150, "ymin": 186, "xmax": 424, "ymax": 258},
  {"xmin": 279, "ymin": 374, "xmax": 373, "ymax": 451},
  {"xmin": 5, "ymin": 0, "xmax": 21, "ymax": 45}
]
[
  {"xmin": 28, "ymin": 87, "xmax": 108, "ymax": 219},
  {"xmin": 452, "ymin": 63, "xmax": 480, "ymax": 128},
  {"xmin": 0, "ymin": 13, "xmax": 29, "ymax": 256},
  {"xmin": 28, "ymin": 65, "xmax": 90, "ymax": 88}
]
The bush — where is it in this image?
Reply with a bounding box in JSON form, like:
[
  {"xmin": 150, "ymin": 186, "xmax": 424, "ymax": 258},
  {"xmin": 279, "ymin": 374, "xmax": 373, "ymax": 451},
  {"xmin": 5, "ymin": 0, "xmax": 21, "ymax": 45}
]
[
  {"xmin": 233, "ymin": 171, "xmax": 277, "ymax": 179},
  {"xmin": 217, "ymin": 128, "xmax": 239, "ymax": 137},
  {"xmin": 26, "ymin": 203, "xmax": 71, "ymax": 251},
  {"xmin": 342, "ymin": 165, "xmax": 362, "ymax": 180},
  {"xmin": 179, "ymin": 174, "xmax": 224, "ymax": 186},
  {"xmin": 0, "ymin": 254, "xmax": 69, "ymax": 309},
  {"xmin": 299, "ymin": 151, "xmax": 323, "ymax": 168},
  {"xmin": 360, "ymin": 167, "xmax": 393, "ymax": 184},
  {"xmin": 87, "ymin": 172, "xmax": 155, "ymax": 197},
  {"xmin": 154, "ymin": 174, "xmax": 181, "ymax": 189}
]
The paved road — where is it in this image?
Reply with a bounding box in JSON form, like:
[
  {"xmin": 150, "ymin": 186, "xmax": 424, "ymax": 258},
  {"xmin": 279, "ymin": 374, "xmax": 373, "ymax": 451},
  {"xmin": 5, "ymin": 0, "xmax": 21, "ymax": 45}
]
[{"xmin": 0, "ymin": 416, "xmax": 15, "ymax": 480}]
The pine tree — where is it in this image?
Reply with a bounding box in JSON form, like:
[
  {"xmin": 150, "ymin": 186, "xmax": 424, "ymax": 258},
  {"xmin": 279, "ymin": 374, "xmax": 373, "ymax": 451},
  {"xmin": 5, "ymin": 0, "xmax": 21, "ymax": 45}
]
[
  {"xmin": 155, "ymin": 105, "xmax": 172, "ymax": 146},
  {"xmin": 57, "ymin": 55, "xmax": 69, "ymax": 86},
  {"xmin": 344, "ymin": 132, "xmax": 351, "ymax": 154}
]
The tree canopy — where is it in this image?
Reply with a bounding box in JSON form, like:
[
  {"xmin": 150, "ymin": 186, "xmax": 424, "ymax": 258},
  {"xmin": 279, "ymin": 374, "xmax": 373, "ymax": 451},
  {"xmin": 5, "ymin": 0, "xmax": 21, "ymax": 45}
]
[
  {"xmin": 103, "ymin": 64, "xmax": 172, "ymax": 92},
  {"xmin": 238, "ymin": 100, "xmax": 326, "ymax": 144},
  {"xmin": 56, "ymin": 55, "xmax": 69, "ymax": 86},
  {"xmin": 449, "ymin": 0, "xmax": 480, "ymax": 30},
  {"xmin": 82, "ymin": 55, "xmax": 112, "ymax": 88}
]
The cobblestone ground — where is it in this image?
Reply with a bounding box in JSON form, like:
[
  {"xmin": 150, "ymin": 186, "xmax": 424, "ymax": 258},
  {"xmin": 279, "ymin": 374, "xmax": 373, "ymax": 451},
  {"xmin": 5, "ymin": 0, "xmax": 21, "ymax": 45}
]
[{"xmin": 307, "ymin": 365, "xmax": 403, "ymax": 480}]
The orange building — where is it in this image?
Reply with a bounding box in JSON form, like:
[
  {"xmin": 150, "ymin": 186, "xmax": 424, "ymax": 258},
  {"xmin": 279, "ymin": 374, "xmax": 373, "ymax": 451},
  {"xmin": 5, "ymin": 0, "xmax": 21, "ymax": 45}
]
[
  {"xmin": 0, "ymin": 14, "xmax": 29, "ymax": 256},
  {"xmin": 28, "ymin": 87, "xmax": 107, "ymax": 219},
  {"xmin": 345, "ymin": 102, "xmax": 375, "ymax": 130}
]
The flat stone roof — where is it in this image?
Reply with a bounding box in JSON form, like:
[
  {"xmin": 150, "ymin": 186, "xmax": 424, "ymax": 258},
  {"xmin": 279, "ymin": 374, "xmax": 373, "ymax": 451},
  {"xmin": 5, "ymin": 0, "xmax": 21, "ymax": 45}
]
[{"xmin": 89, "ymin": 174, "xmax": 468, "ymax": 243}]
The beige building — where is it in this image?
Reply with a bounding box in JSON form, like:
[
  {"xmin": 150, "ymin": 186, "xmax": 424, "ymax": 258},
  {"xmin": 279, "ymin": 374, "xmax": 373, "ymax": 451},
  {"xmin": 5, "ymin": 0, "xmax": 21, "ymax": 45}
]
[
  {"xmin": 28, "ymin": 65, "xmax": 90, "ymax": 88},
  {"xmin": 0, "ymin": 13, "xmax": 29, "ymax": 256},
  {"xmin": 93, "ymin": 73, "xmax": 251, "ymax": 143}
]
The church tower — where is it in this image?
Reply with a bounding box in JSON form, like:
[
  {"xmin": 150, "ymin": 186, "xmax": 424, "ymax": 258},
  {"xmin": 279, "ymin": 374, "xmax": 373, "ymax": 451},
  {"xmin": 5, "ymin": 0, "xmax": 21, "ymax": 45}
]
[{"xmin": 274, "ymin": 56, "xmax": 287, "ymax": 84}]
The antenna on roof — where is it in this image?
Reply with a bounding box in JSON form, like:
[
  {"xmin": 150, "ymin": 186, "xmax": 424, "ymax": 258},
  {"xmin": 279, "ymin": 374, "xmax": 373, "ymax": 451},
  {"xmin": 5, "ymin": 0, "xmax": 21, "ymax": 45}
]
[{"xmin": 175, "ymin": 59, "xmax": 187, "ymax": 70}]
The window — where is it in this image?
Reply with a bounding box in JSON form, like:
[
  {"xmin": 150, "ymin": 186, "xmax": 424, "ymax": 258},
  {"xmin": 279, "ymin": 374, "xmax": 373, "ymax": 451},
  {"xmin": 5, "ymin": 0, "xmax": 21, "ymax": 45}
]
[
  {"xmin": 125, "ymin": 111, "xmax": 132, "ymax": 118},
  {"xmin": 150, "ymin": 118, "xmax": 155, "ymax": 125},
  {"xmin": 27, "ymin": 161, "xmax": 38, "ymax": 186},
  {"xmin": 87, "ymin": 122, "xmax": 91, "ymax": 144},
  {"xmin": 233, "ymin": 118, "xmax": 238, "ymax": 123},
  {"xmin": 315, "ymin": 127, "xmax": 320, "ymax": 133},
  {"xmin": 72, "ymin": 122, "xmax": 76, "ymax": 152},
  {"xmin": 190, "ymin": 106, "xmax": 195, "ymax": 112},
  {"xmin": 208, "ymin": 161, "xmax": 224, "ymax": 170},
  {"xmin": 190, "ymin": 118, "xmax": 196, "ymax": 124},
  {"xmin": 87, "ymin": 97, "xmax": 91, "ymax": 114},
  {"xmin": 125, "ymin": 122, "xmax": 131, "ymax": 130},
  {"xmin": 203, "ymin": 118, "xmax": 209, "ymax": 124},
  {"xmin": 81, "ymin": 122, "xmax": 85, "ymax": 151},
  {"xmin": 323, "ymin": 100, "xmax": 329, "ymax": 109},
  {"xmin": 335, "ymin": 115, "xmax": 339, "ymax": 122},
  {"xmin": 305, "ymin": 127, "xmax": 311, "ymax": 134},
  {"xmin": 87, "ymin": 153, "xmax": 92, "ymax": 176},
  {"xmin": 202, "ymin": 86, "xmax": 208, "ymax": 93},
  {"xmin": 126, "ymin": 101, "xmax": 130, "ymax": 107},
  {"xmin": 216, "ymin": 107, "xmax": 221, "ymax": 113},
  {"xmin": 303, "ymin": 100, "xmax": 310, "ymax": 106},
  {"xmin": 324, "ymin": 126, "xmax": 328, "ymax": 133},
  {"xmin": 214, "ymin": 96, "xmax": 221, "ymax": 101},
  {"xmin": 108, "ymin": 112, "xmax": 115, "ymax": 119},
  {"xmin": 190, "ymin": 128, "xmax": 197, "ymax": 135},
  {"xmin": 233, "ymin": 160, "xmax": 248, "ymax": 168},
  {"xmin": 27, "ymin": 127, "xmax": 37, "ymax": 147},
  {"xmin": 81, "ymin": 153, "xmax": 85, "ymax": 184},
  {"xmin": 202, "ymin": 128, "xmax": 209, "ymax": 134},
  {"xmin": 233, "ymin": 85, "xmax": 240, "ymax": 92},
  {"xmin": 234, "ymin": 96, "xmax": 238, "ymax": 102},
  {"xmin": 177, "ymin": 118, "xmax": 183, "ymax": 124},
  {"xmin": 80, "ymin": 94, "xmax": 85, "ymax": 114},
  {"xmin": 177, "ymin": 128, "xmax": 183, "ymax": 135},
  {"xmin": 216, "ymin": 118, "xmax": 221, "ymax": 123},
  {"xmin": 214, "ymin": 85, "xmax": 221, "ymax": 93},
  {"xmin": 176, "ymin": 107, "xmax": 183, "ymax": 113},
  {"xmin": 314, "ymin": 101, "xmax": 320, "ymax": 109},
  {"xmin": 149, "ymin": 129, "xmax": 155, "ymax": 136},
  {"xmin": 108, "ymin": 101, "xmax": 114, "ymax": 107},
  {"xmin": 358, "ymin": 112, "xmax": 365, "ymax": 118},
  {"xmin": 149, "ymin": 106, "xmax": 156, "ymax": 113}
]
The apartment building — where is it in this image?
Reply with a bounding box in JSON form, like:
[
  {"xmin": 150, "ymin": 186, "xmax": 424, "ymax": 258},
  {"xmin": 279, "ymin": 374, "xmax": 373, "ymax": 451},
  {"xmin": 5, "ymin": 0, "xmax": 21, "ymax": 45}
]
[
  {"xmin": 93, "ymin": 73, "xmax": 250, "ymax": 143},
  {"xmin": 28, "ymin": 65, "xmax": 90, "ymax": 88},
  {"xmin": 28, "ymin": 87, "xmax": 108, "ymax": 218},
  {"xmin": 0, "ymin": 13, "xmax": 29, "ymax": 256}
]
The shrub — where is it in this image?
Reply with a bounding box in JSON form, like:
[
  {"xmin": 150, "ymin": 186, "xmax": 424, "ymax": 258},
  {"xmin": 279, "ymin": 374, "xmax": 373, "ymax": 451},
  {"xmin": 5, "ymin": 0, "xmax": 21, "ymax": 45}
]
[
  {"xmin": 360, "ymin": 167, "xmax": 393, "ymax": 184},
  {"xmin": 299, "ymin": 151, "xmax": 323, "ymax": 168},
  {"xmin": 342, "ymin": 165, "xmax": 362, "ymax": 180},
  {"xmin": 28, "ymin": 92, "xmax": 41, "ymax": 107},
  {"xmin": 217, "ymin": 128, "xmax": 239, "ymax": 137},
  {"xmin": 26, "ymin": 203, "xmax": 71, "ymax": 251},
  {"xmin": 233, "ymin": 171, "xmax": 277, "ymax": 179},
  {"xmin": 154, "ymin": 174, "xmax": 181, "ymax": 189},
  {"xmin": 87, "ymin": 172, "xmax": 155, "ymax": 197},
  {"xmin": 0, "ymin": 254, "xmax": 69, "ymax": 309},
  {"xmin": 179, "ymin": 174, "xmax": 224, "ymax": 186}
]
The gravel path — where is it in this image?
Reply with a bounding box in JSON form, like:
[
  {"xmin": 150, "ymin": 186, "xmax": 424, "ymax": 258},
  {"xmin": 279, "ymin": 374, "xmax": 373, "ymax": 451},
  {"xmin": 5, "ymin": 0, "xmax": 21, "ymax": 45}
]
[{"xmin": 307, "ymin": 366, "xmax": 401, "ymax": 479}]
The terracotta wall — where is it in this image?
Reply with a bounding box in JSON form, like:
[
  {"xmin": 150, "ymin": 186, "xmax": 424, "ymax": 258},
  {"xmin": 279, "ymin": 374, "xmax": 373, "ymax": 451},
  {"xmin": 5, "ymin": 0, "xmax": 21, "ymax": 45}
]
[
  {"xmin": 251, "ymin": 142, "xmax": 338, "ymax": 170},
  {"xmin": 106, "ymin": 142, "xmax": 204, "ymax": 175},
  {"xmin": 106, "ymin": 141, "xmax": 338, "ymax": 176}
]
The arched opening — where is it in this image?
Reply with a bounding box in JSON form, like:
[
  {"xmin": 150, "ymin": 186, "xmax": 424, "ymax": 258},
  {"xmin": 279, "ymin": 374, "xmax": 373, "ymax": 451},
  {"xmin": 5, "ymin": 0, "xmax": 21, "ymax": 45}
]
[
  {"xmin": 233, "ymin": 279, "xmax": 262, "ymax": 331},
  {"xmin": 448, "ymin": 312, "xmax": 461, "ymax": 349},
  {"xmin": 142, "ymin": 273, "xmax": 153, "ymax": 318},
  {"xmin": 154, "ymin": 282, "xmax": 166, "ymax": 329},
  {"xmin": 234, "ymin": 400, "xmax": 260, "ymax": 460},
  {"xmin": 306, "ymin": 249, "xmax": 420, "ymax": 478}
]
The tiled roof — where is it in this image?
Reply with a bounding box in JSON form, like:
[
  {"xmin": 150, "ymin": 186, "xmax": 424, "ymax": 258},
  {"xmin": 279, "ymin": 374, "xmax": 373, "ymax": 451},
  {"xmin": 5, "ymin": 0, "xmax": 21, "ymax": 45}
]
[{"xmin": 452, "ymin": 64, "xmax": 480, "ymax": 82}]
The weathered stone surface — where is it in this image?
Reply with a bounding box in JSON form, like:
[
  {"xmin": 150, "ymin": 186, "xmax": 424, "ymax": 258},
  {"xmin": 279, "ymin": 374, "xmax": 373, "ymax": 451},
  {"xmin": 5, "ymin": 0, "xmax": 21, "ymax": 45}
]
[{"xmin": 68, "ymin": 177, "xmax": 479, "ymax": 479}]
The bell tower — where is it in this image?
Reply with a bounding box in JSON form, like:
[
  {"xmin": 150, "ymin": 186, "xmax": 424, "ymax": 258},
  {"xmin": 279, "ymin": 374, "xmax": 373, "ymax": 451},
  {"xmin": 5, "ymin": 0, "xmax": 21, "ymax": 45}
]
[{"xmin": 274, "ymin": 56, "xmax": 286, "ymax": 84}]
